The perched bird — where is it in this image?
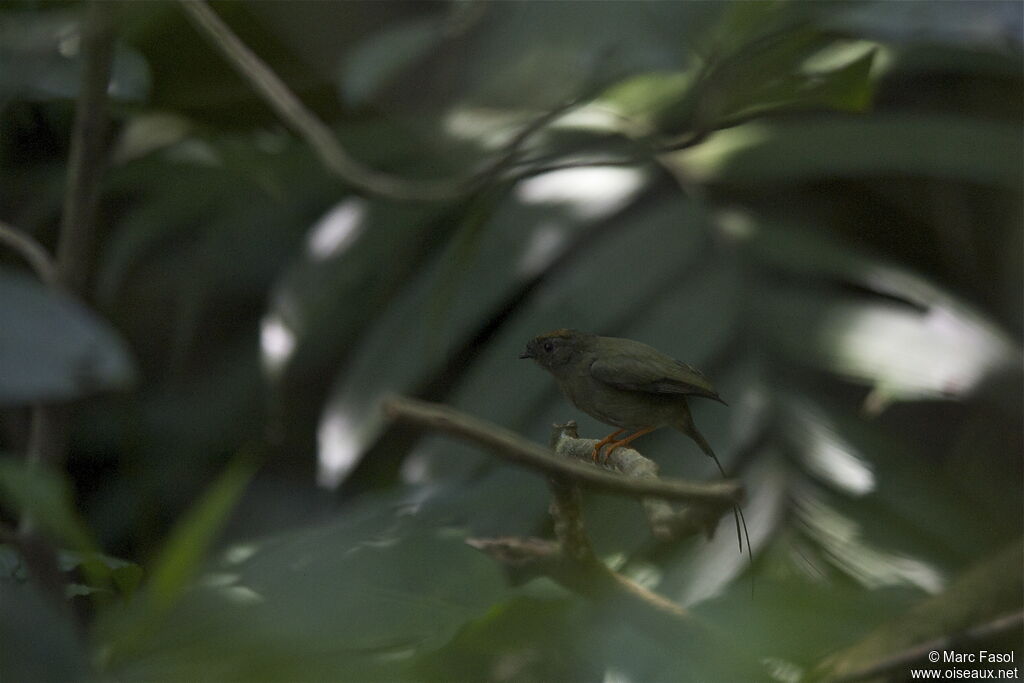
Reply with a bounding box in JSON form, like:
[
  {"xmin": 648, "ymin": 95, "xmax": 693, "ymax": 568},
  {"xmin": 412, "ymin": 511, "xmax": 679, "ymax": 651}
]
[
  {"xmin": 519, "ymin": 328, "xmax": 727, "ymax": 466},
  {"xmin": 520, "ymin": 328, "xmax": 749, "ymax": 552}
]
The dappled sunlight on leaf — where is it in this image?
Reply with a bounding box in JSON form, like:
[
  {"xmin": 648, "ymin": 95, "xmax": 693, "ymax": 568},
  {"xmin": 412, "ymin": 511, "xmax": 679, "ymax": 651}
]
[
  {"xmin": 0, "ymin": 6, "xmax": 150, "ymax": 102},
  {"xmin": 781, "ymin": 398, "xmax": 875, "ymax": 496},
  {"xmin": 514, "ymin": 166, "xmax": 648, "ymax": 221},
  {"xmin": 667, "ymin": 115, "xmax": 1023, "ymax": 187},
  {"xmin": 793, "ymin": 485, "xmax": 944, "ymax": 594},
  {"xmin": 258, "ymin": 314, "xmax": 295, "ymax": 377},
  {"xmin": 304, "ymin": 198, "xmax": 368, "ymax": 262},
  {"xmin": 3, "ymin": 0, "xmax": 1021, "ymax": 678},
  {"xmin": 822, "ymin": 300, "xmax": 1019, "ymax": 407},
  {"xmin": 662, "ymin": 452, "xmax": 789, "ymax": 607},
  {"xmin": 99, "ymin": 512, "xmax": 508, "ymax": 681},
  {"xmin": 516, "ymin": 220, "xmax": 571, "ymax": 277},
  {"xmin": 316, "ymin": 401, "xmax": 366, "ymax": 488}
]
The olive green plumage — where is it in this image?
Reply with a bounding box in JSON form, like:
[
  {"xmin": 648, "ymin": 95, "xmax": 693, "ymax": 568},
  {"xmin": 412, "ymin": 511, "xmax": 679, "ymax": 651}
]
[
  {"xmin": 521, "ymin": 328, "xmax": 750, "ymax": 557},
  {"xmin": 519, "ymin": 328, "xmax": 726, "ymax": 463}
]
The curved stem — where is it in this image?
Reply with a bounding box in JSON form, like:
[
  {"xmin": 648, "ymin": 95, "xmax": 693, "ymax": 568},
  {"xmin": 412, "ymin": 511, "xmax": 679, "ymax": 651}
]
[
  {"xmin": 382, "ymin": 395, "xmax": 743, "ymax": 505},
  {"xmin": 0, "ymin": 220, "xmax": 57, "ymax": 286}
]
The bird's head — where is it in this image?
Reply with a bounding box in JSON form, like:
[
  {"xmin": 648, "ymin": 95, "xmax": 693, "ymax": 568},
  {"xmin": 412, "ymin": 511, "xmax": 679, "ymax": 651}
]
[{"xmin": 519, "ymin": 329, "xmax": 593, "ymax": 375}]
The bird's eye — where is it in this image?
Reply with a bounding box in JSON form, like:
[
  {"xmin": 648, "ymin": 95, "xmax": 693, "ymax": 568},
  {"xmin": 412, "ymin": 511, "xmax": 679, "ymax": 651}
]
[{"xmin": 543, "ymin": 341, "xmax": 554, "ymax": 353}]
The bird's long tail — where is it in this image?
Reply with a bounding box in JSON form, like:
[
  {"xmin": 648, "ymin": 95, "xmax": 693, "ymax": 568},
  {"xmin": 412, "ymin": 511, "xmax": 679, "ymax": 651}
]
[{"xmin": 690, "ymin": 426, "xmax": 752, "ymax": 560}]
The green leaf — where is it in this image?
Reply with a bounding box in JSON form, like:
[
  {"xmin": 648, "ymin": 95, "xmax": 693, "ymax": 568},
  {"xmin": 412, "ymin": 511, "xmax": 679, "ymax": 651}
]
[
  {"xmin": 696, "ymin": 40, "xmax": 877, "ymax": 128},
  {"xmin": 652, "ymin": 3, "xmax": 878, "ymax": 134},
  {"xmin": 0, "ymin": 270, "xmax": 135, "ymax": 406},
  {"xmin": 60, "ymin": 550, "xmax": 144, "ymax": 600},
  {"xmin": 757, "ymin": 284, "xmax": 1020, "ymax": 406},
  {"xmin": 668, "ymin": 115, "xmax": 1024, "ymax": 189},
  {"xmin": 0, "ymin": 583, "xmax": 89, "ymax": 683},
  {"xmin": 0, "ymin": 7, "xmax": 150, "ymax": 102},
  {"xmin": 145, "ymin": 455, "xmax": 257, "ymax": 617},
  {"xmin": 96, "ymin": 455, "xmax": 256, "ymax": 667},
  {"xmin": 340, "ymin": 17, "xmax": 446, "ymax": 107},
  {"xmin": 825, "ymin": 0, "xmax": 1024, "ymax": 53},
  {"xmin": 811, "ymin": 539, "xmax": 1024, "ymax": 680},
  {"xmin": 100, "ymin": 506, "xmax": 508, "ymax": 681},
  {"xmin": 0, "ymin": 457, "xmax": 95, "ymax": 552},
  {"xmin": 737, "ymin": 219, "xmax": 1022, "ymax": 409}
]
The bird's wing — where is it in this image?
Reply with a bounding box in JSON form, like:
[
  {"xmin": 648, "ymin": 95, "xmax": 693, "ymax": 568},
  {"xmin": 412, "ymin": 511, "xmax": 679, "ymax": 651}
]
[{"xmin": 589, "ymin": 353, "xmax": 727, "ymax": 404}]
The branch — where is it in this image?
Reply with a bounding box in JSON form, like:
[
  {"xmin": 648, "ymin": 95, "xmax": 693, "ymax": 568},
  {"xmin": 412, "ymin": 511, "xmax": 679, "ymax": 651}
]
[
  {"xmin": 827, "ymin": 610, "xmax": 1024, "ymax": 682},
  {"xmin": 180, "ymin": 0, "xmax": 469, "ymax": 202},
  {"xmin": 178, "ymin": 1, "xmax": 610, "ymax": 202},
  {"xmin": 0, "ymin": 220, "xmax": 57, "ymax": 286},
  {"xmin": 467, "ymin": 536, "xmax": 689, "ymax": 621},
  {"xmin": 810, "ymin": 538, "xmax": 1024, "ymax": 681},
  {"xmin": 382, "ymin": 396, "xmax": 742, "ymax": 505},
  {"xmin": 550, "ymin": 422, "xmax": 730, "ymax": 540},
  {"xmin": 55, "ymin": 0, "xmax": 114, "ymax": 296},
  {"xmin": 467, "ymin": 535, "xmax": 763, "ymax": 677},
  {"xmin": 17, "ymin": 0, "xmax": 115, "ymax": 611}
]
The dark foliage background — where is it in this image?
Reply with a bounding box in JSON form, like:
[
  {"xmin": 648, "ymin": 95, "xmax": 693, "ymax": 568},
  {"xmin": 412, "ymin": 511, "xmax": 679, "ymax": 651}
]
[{"xmin": 1, "ymin": 1, "xmax": 1021, "ymax": 681}]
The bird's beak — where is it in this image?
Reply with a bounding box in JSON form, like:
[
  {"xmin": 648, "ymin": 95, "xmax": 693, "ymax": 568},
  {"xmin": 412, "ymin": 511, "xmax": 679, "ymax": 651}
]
[{"xmin": 519, "ymin": 350, "xmax": 532, "ymax": 359}]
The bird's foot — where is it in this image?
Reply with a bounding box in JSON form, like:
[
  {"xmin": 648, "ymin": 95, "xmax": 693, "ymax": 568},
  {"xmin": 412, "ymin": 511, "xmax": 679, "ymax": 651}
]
[{"xmin": 591, "ymin": 429, "xmax": 626, "ymax": 464}]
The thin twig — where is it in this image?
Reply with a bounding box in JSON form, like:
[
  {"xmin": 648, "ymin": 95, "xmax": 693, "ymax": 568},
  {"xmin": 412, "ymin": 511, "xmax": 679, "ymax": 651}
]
[
  {"xmin": 467, "ymin": 536, "xmax": 689, "ymax": 621},
  {"xmin": 382, "ymin": 396, "xmax": 742, "ymax": 505},
  {"xmin": 178, "ymin": 1, "xmax": 615, "ymax": 202},
  {"xmin": 467, "ymin": 535, "xmax": 763, "ymax": 676},
  {"xmin": 55, "ymin": 0, "xmax": 114, "ymax": 296},
  {"xmin": 0, "ymin": 220, "xmax": 57, "ymax": 286},
  {"xmin": 25, "ymin": 0, "xmax": 114, "ymax": 475},
  {"xmin": 178, "ymin": 0, "xmax": 466, "ymax": 202},
  {"xmin": 830, "ymin": 610, "xmax": 1024, "ymax": 682},
  {"xmin": 17, "ymin": 0, "xmax": 115, "ymax": 611}
]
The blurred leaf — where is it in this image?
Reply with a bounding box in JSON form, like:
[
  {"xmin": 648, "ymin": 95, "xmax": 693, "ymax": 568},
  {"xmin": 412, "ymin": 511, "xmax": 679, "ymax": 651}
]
[
  {"xmin": 420, "ymin": 597, "xmax": 596, "ymax": 682},
  {"xmin": 757, "ymin": 283, "xmax": 1020, "ymax": 407},
  {"xmin": 340, "ymin": 16, "xmax": 446, "ymax": 108},
  {"xmin": 0, "ymin": 582, "xmax": 88, "ymax": 683},
  {"xmin": 695, "ymin": 550, "xmax": 918, "ymax": 674},
  {"xmin": 695, "ymin": 41, "xmax": 877, "ymax": 130},
  {"xmin": 734, "ymin": 218, "xmax": 1023, "ymax": 407},
  {"xmin": 318, "ymin": 168, "xmax": 650, "ymax": 485},
  {"xmin": 100, "ymin": 504, "xmax": 508, "ymax": 681},
  {"xmin": 0, "ymin": 270, "xmax": 135, "ymax": 405},
  {"xmin": 144, "ymin": 455, "xmax": 257, "ymax": 618},
  {"xmin": 825, "ymin": 0, "xmax": 1024, "ymax": 52},
  {"xmin": 0, "ymin": 457, "xmax": 95, "ymax": 552},
  {"xmin": 94, "ymin": 455, "xmax": 256, "ymax": 670},
  {"xmin": 60, "ymin": 550, "xmax": 144, "ymax": 601},
  {"xmin": 669, "ymin": 115, "xmax": 1024, "ymax": 188},
  {"xmin": 0, "ymin": 7, "xmax": 149, "ymax": 102},
  {"xmin": 652, "ymin": 1, "xmax": 878, "ymax": 134},
  {"xmin": 811, "ymin": 538, "xmax": 1024, "ymax": 680},
  {"xmin": 116, "ymin": 1, "xmax": 333, "ymax": 125},
  {"xmin": 0, "ymin": 544, "xmax": 27, "ymax": 581},
  {"xmin": 267, "ymin": 194, "xmax": 475, "ymax": 460},
  {"xmin": 344, "ymin": 1, "xmax": 700, "ymax": 115}
]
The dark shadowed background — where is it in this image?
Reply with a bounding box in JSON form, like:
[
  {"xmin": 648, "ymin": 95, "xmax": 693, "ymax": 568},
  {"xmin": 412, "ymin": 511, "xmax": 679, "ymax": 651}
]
[{"xmin": 1, "ymin": 1, "xmax": 1021, "ymax": 681}]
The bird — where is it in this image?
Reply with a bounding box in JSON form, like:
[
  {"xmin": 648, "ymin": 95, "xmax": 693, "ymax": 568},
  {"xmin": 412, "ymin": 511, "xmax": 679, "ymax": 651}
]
[{"xmin": 520, "ymin": 328, "xmax": 749, "ymax": 552}]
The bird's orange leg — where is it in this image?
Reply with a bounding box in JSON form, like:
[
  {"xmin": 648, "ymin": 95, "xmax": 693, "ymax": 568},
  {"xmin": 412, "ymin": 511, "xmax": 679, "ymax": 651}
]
[
  {"xmin": 591, "ymin": 429, "xmax": 626, "ymax": 462},
  {"xmin": 601, "ymin": 426, "xmax": 656, "ymax": 463}
]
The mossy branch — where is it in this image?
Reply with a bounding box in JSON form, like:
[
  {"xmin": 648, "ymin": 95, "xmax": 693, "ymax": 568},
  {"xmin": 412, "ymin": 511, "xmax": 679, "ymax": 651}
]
[
  {"xmin": 382, "ymin": 396, "xmax": 759, "ymax": 667},
  {"xmin": 382, "ymin": 396, "xmax": 742, "ymax": 506}
]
